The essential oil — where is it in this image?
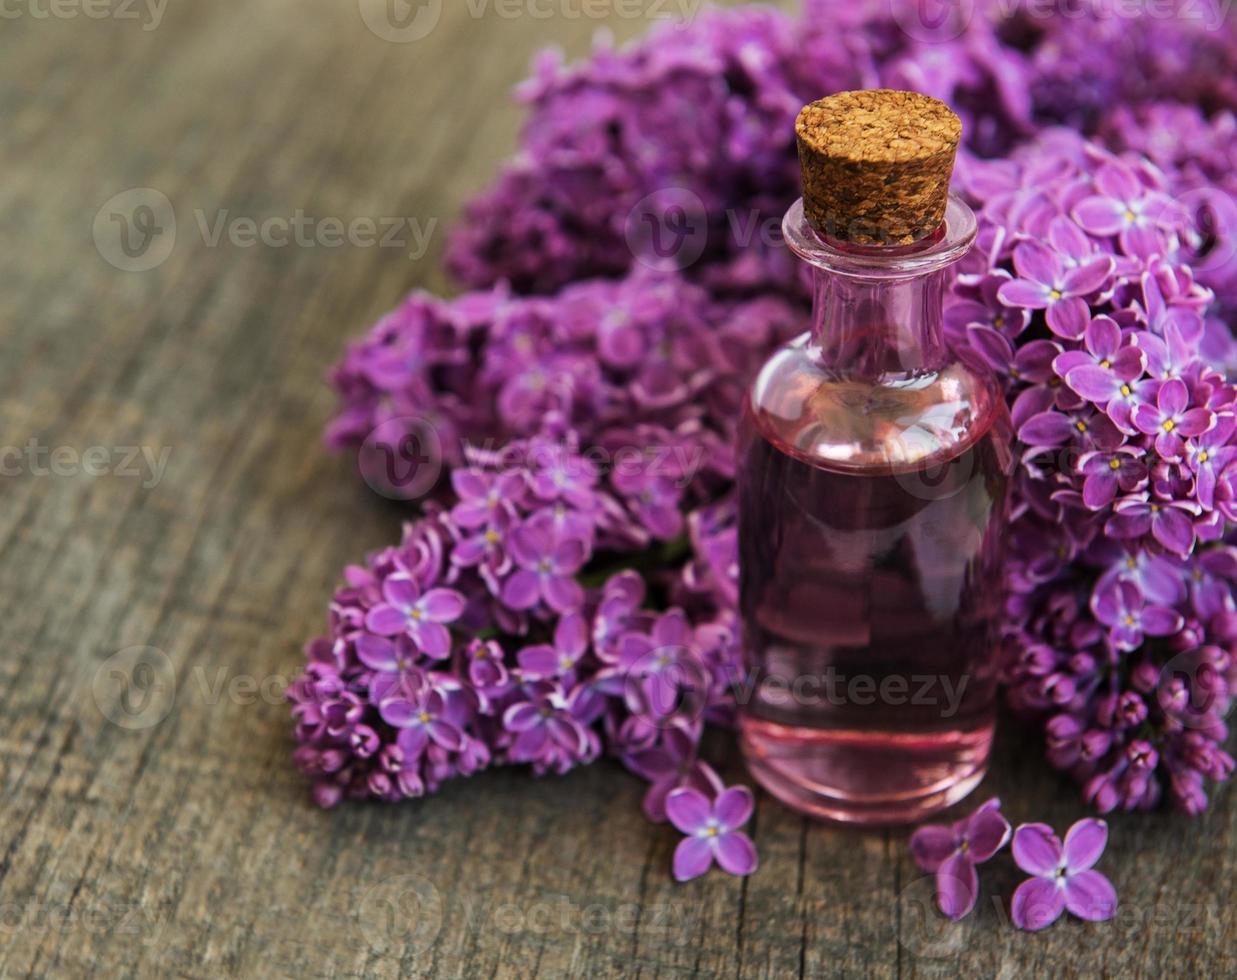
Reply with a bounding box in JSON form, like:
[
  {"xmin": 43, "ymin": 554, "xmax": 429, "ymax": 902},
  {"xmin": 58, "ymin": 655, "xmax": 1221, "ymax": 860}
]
[{"xmin": 736, "ymin": 91, "xmax": 1012, "ymax": 824}]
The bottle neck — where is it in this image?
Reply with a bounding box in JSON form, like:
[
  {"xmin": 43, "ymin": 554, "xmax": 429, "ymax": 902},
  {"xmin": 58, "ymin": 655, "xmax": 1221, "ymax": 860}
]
[
  {"xmin": 808, "ymin": 262, "xmax": 949, "ymax": 378},
  {"xmin": 783, "ymin": 196, "xmax": 976, "ymax": 382}
]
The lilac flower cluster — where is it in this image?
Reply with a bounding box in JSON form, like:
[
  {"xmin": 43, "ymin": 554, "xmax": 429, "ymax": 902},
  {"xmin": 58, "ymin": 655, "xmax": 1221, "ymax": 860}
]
[
  {"xmin": 445, "ymin": 0, "xmax": 1236, "ymax": 297},
  {"xmin": 288, "ymin": 433, "xmax": 747, "ymax": 830},
  {"xmin": 325, "ymin": 272, "xmax": 800, "ymax": 518},
  {"xmin": 293, "ymin": 0, "xmax": 1237, "ymax": 849},
  {"xmin": 952, "ymin": 130, "xmax": 1237, "ymax": 814}
]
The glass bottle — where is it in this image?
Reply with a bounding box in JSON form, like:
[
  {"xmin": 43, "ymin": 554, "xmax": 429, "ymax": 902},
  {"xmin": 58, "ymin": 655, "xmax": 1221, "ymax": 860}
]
[{"xmin": 736, "ymin": 92, "xmax": 1012, "ymax": 825}]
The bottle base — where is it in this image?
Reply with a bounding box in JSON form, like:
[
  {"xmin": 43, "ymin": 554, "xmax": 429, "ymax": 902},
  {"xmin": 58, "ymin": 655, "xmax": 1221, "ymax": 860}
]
[{"xmin": 739, "ymin": 717, "xmax": 993, "ymax": 826}]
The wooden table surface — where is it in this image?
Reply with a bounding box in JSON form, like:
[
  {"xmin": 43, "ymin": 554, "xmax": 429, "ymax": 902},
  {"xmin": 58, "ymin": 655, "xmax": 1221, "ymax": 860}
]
[{"xmin": 1, "ymin": 2, "xmax": 1232, "ymax": 977}]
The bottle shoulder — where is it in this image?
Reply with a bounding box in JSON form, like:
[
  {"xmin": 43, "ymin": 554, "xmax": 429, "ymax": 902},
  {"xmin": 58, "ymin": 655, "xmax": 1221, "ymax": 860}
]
[{"xmin": 744, "ymin": 333, "xmax": 1011, "ymax": 475}]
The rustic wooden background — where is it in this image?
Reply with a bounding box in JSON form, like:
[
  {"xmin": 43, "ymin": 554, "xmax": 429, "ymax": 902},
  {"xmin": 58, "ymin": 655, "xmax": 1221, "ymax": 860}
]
[{"xmin": 0, "ymin": 1, "xmax": 1232, "ymax": 977}]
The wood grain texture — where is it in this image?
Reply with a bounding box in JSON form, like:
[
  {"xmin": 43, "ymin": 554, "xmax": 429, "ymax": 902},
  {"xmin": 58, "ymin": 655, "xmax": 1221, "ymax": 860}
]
[{"xmin": 0, "ymin": 2, "xmax": 1232, "ymax": 977}]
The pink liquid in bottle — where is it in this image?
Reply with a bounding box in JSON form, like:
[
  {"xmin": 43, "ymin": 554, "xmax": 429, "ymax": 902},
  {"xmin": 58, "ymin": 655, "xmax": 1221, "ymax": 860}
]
[{"xmin": 736, "ymin": 196, "xmax": 1012, "ymax": 824}]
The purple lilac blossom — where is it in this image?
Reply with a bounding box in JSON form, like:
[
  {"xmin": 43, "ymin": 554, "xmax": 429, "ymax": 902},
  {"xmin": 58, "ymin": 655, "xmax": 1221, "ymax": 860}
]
[
  {"xmin": 955, "ymin": 130, "xmax": 1237, "ymax": 816},
  {"xmin": 293, "ymin": 2, "xmax": 1237, "ymax": 857},
  {"xmin": 666, "ymin": 785, "xmax": 758, "ymax": 881},
  {"xmin": 908, "ymin": 797, "xmax": 1012, "ymax": 920},
  {"xmin": 1010, "ymin": 819, "xmax": 1117, "ymax": 930},
  {"xmin": 445, "ymin": 1, "xmax": 1236, "ymax": 296},
  {"xmin": 288, "ymin": 440, "xmax": 744, "ymax": 806}
]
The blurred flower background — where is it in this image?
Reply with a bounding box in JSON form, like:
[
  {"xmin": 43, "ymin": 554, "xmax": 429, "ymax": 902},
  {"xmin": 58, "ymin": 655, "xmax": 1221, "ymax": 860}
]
[{"xmin": 289, "ymin": 0, "xmax": 1237, "ymax": 847}]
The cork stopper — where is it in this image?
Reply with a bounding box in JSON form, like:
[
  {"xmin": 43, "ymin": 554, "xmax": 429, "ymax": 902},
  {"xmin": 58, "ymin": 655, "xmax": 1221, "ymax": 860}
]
[{"xmin": 795, "ymin": 90, "xmax": 962, "ymax": 245}]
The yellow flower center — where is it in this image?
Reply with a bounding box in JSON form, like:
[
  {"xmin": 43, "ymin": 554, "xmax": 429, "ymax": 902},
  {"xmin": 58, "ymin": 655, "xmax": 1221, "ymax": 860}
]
[
  {"xmin": 1049, "ymin": 289, "xmax": 1063, "ymax": 300},
  {"xmin": 1099, "ymin": 359, "xmax": 1111, "ymax": 369},
  {"xmin": 1124, "ymin": 615, "xmax": 1135, "ymax": 626},
  {"xmin": 1124, "ymin": 209, "xmax": 1136, "ymax": 222},
  {"xmin": 1162, "ymin": 419, "xmax": 1175, "ymax": 432},
  {"xmin": 1109, "ymin": 458, "xmax": 1121, "ymax": 470},
  {"xmin": 419, "ymin": 711, "xmax": 431, "ymax": 723},
  {"xmin": 485, "ymin": 528, "xmax": 500, "ymax": 543},
  {"xmin": 1121, "ymin": 384, "xmax": 1131, "ymax": 396},
  {"xmin": 705, "ymin": 826, "xmax": 720, "ymax": 837},
  {"xmin": 1199, "ymin": 450, "xmax": 1209, "ymax": 463},
  {"xmin": 1075, "ymin": 420, "xmax": 1088, "ymax": 432}
]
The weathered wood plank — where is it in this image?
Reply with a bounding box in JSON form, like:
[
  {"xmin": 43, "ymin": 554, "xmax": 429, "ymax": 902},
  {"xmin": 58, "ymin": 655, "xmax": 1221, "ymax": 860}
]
[{"xmin": 0, "ymin": 3, "xmax": 1232, "ymax": 978}]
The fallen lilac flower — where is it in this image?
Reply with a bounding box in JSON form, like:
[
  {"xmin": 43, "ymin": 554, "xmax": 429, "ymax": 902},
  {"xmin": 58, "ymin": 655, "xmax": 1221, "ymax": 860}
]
[
  {"xmin": 666, "ymin": 785, "xmax": 758, "ymax": 882},
  {"xmin": 1010, "ymin": 819, "xmax": 1117, "ymax": 930},
  {"xmin": 908, "ymin": 797, "xmax": 1012, "ymax": 920}
]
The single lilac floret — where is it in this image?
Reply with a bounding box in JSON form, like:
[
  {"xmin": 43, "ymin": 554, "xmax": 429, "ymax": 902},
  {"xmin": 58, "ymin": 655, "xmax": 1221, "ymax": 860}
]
[
  {"xmin": 908, "ymin": 797, "xmax": 1012, "ymax": 920},
  {"xmin": 666, "ymin": 785, "xmax": 758, "ymax": 882},
  {"xmin": 364, "ymin": 574, "xmax": 466, "ymax": 658},
  {"xmin": 1011, "ymin": 819, "xmax": 1117, "ymax": 930},
  {"xmin": 998, "ymin": 241, "xmax": 1113, "ymax": 340}
]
